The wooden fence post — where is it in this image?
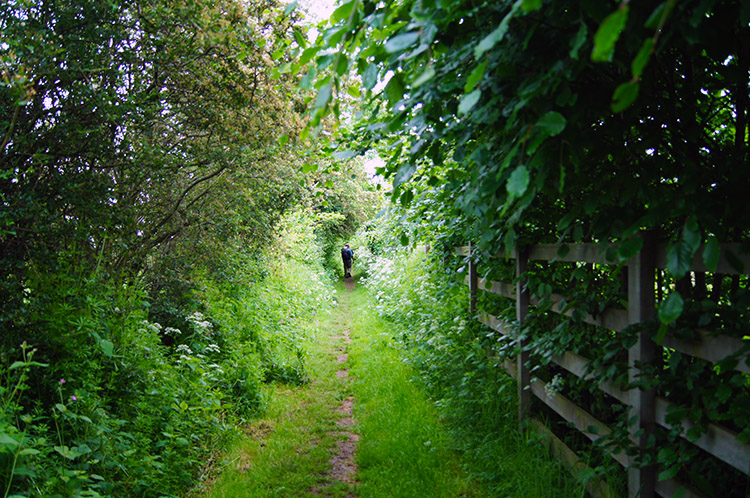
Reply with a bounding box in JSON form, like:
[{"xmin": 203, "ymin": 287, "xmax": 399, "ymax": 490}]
[
  {"xmin": 469, "ymin": 242, "xmax": 478, "ymax": 315},
  {"xmin": 627, "ymin": 234, "xmax": 657, "ymax": 498},
  {"xmin": 516, "ymin": 246, "xmax": 530, "ymax": 424}
]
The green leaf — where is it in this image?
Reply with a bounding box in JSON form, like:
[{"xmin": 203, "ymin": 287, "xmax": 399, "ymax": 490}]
[
  {"xmin": 474, "ymin": 0, "xmax": 522, "ymax": 59},
  {"xmin": 277, "ymin": 134, "xmax": 289, "ymax": 146},
  {"xmin": 400, "ymin": 233, "xmax": 410, "ymax": 246},
  {"xmin": 683, "ymin": 217, "xmax": 701, "ymax": 253},
  {"xmin": 362, "ymin": 64, "xmax": 378, "ymax": 90},
  {"xmin": 618, "ymin": 237, "xmax": 643, "ymax": 261},
  {"xmin": 335, "ymin": 54, "xmax": 348, "ymax": 75},
  {"xmin": 299, "ymin": 47, "xmax": 318, "ymax": 66},
  {"xmin": 702, "ymin": 235, "xmax": 720, "ymax": 272},
  {"xmin": 507, "ymin": 165, "xmax": 530, "ymax": 198},
  {"xmin": 384, "ymin": 75, "xmax": 405, "ymax": 107},
  {"xmin": 331, "ymin": 1, "xmax": 354, "ymax": 22},
  {"xmin": 591, "ymin": 7, "xmax": 629, "ymax": 62},
  {"xmin": 458, "ymin": 90, "xmax": 482, "ymax": 115},
  {"xmin": 393, "ymin": 163, "xmax": 416, "ymax": 189},
  {"xmin": 293, "ymin": 30, "xmax": 307, "ymax": 49},
  {"xmin": 658, "ymin": 292, "xmax": 684, "ymax": 325},
  {"xmin": 333, "ymin": 150, "xmax": 356, "ymax": 160},
  {"xmin": 283, "ymin": 1, "xmax": 297, "ymax": 16},
  {"xmin": 666, "ymin": 241, "xmax": 692, "ymax": 279},
  {"xmin": 522, "ymin": 0, "xmax": 542, "ymax": 11},
  {"xmin": 611, "ymin": 81, "xmax": 639, "ymax": 112},
  {"xmin": 347, "ymin": 85, "xmax": 361, "ymax": 98},
  {"xmin": 536, "ymin": 111, "xmax": 566, "ymax": 137},
  {"xmin": 0, "ymin": 434, "xmax": 20, "ymax": 446},
  {"xmin": 569, "ymin": 23, "xmax": 587, "ymax": 60},
  {"xmin": 631, "ymin": 38, "xmax": 654, "ymax": 78},
  {"xmin": 657, "ymin": 464, "xmax": 681, "ymax": 482},
  {"xmin": 464, "ymin": 60, "xmax": 488, "ymax": 93},
  {"xmin": 99, "ymin": 339, "xmax": 114, "ymax": 357},
  {"xmin": 385, "ymin": 32, "xmax": 420, "ymax": 54},
  {"xmin": 412, "ymin": 66, "xmax": 435, "ymax": 88},
  {"xmin": 315, "ymin": 82, "xmax": 332, "ymax": 109},
  {"xmin": 54, "ymin": 445, "xmax": 77, "ymax": 460},
  {"xmin": 300, "ymin": 67, "xmax": 316, "ymax": 90}
]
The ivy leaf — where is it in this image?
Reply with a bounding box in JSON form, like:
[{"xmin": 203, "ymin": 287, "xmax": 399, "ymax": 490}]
[
  {"xmin": 611, "ymin": 81, "xmax": 639, "ymax": 112},
  {"xmin": 631, "ymin": 38, "xmax": 654, "ymax": 78},
  {"xmin": 536, "ymin": 111, "xmax": 566, "ymax": 137},
  {"xmin": 458, "ymin": 89, "xmax": 482, "ymax": 115},
  {"xmin": 507, "ymin": 165, "xmax": 530, "ymax": 198},
  {"xmin": 464, "ymin": 60, "xmax": 487, "ymax": 93},
  {"xmin": 591, "ymin": 7, "xmax": 629, "ymax": 62},
  {"xmin": 702, "ymin": 234, "xmax": 720, "ymax": 272},
  {"xmin": 385, "ymin": 32, "xmax": 420, "ymax": 54},
  {"xmin": 474, "ymin": 0, "xmax": 522, "ymax": 59},
  {"xmin": 658, "ymin": 292, "xmax": 684, "ymax": 325}
]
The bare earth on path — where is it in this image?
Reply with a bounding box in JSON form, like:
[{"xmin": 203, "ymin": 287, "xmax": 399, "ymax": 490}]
[{"xmin": 310, "ymin": 278, "xmax": 359, "ymax": 497}]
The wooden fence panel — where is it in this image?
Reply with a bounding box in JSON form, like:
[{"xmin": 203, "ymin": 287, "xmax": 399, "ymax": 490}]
[{"xmin": 458, "ymin": 237, "xmax": 749, "ymax": 498}]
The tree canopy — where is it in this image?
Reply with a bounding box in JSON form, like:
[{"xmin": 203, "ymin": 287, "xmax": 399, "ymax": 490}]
[{"xmin": 300, "ymin": 0, "xmax": 750, "ymax": 262}]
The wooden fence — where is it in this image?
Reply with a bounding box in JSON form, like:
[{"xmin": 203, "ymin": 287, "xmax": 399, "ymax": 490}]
[{"xmin": 457, "ymin": 237, "xmax": 750, "ymax": 498}]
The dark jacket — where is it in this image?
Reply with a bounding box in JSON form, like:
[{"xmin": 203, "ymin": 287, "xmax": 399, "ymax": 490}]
[{"xmin": 341, "ymin": 248, "xmax": 353, "ymax": 261}]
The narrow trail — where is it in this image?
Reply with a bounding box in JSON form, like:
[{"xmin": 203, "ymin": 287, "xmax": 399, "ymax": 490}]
[
  {"xmin": 201, "ymin": 276, "xmax": 477, "ymax": 498},
  {"xmin": 313, "ymin": 276, "xmax": 359, "ymax": 497}
]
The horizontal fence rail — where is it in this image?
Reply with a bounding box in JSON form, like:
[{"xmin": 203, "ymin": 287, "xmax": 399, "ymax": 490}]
[{"xmin": 458, "ymin": 237, "xmax": 750, "ymax": 498}]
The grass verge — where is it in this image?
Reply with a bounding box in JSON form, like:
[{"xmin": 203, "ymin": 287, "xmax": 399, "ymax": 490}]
[{"xmin": 344, "ymin": 281, "xmax": 480, "ymax": 498}]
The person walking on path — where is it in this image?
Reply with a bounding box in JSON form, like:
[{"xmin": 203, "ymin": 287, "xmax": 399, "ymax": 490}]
[{"xmin": 341, "ymin": 244, "xmax": 353, "ymax": 278}]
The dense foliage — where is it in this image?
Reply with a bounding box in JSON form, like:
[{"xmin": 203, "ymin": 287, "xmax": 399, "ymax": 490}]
[
  {"xmin": 356, "ymin": 216, "xmax": 586, "ymax": 496},
  {"xmin": 300, "ymin": 0, "xmax": 750, "ymax": 495},
  {"xmin": 0, "ymin": 0, "xmax": 379, "ymax": 496},
  {"xmin": 301, "ymin": 0, "xmax": 750, "ymax": 274}
]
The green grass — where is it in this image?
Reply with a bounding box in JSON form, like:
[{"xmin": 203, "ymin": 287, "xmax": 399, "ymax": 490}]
[
  {"xmin": 197, "ymin": 290, "xmax": 352, "ymax": 497},
  {"xmin": 198, "ymin": 277, "xmax": 586, "ymax": 498},
  {"xmin": 344, "ymin": 282, "xmax": 479, "ymax": 497}
]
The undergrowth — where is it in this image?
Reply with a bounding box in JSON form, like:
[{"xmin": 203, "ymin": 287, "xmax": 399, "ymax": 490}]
[
  {"xmin": 0, "ymin": 209, "xmax": 335, "ymax": 498},
  {"xmin": 357, "ymin": 226, "xmax": 587, "ymax": 497}
]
